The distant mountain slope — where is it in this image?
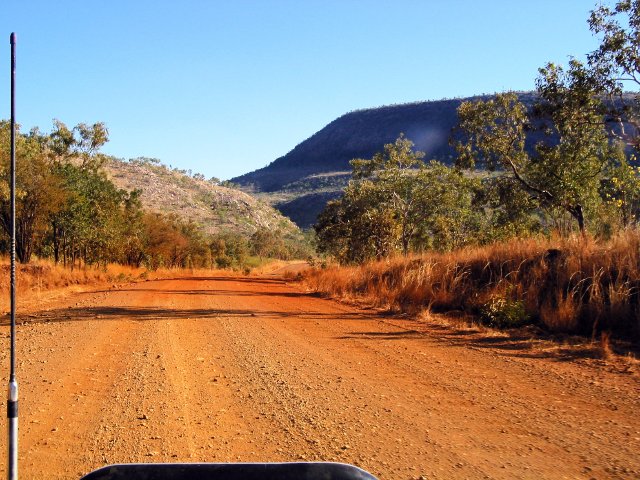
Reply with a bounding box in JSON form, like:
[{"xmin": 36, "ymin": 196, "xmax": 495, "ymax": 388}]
[
  {"xmin": 104, "ymin": 157, "xmax": 301, "ymax": 237},
  {"xmin": 232, "ymin": 92, "xmax": 538, "ymax": 193},
  {"xmin": 230, "ymin": 92, "xmax": 539, "ymax": 227}
]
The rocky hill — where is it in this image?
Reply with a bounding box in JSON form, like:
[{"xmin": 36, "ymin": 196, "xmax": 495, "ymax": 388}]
[
  {"xmin": 231, "ymin": 92, "xmax": 539, "ymax": 227},
  {"xmin": 232, "ymin": 92, "xmax": 539, "ymax": 192},
  {"xmin": 104, "ymin": 157, "xmax": 302, "ymax": 238}
]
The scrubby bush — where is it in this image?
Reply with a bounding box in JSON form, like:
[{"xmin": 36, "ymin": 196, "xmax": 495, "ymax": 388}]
[
  {"xmin": 479, "ymin": 295, "xmax": 530, "ymax": 329},
  {"xmin": 303, "ymin": 232, "xmax": 640, "ymax": 340}
]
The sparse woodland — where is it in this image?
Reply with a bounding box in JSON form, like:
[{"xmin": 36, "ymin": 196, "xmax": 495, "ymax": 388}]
[
  {"xmin": 0, "ymin": 122, "xmax": 311, "ymax": 271},
  {"xmin": 312, "ymin": 1, "xmax": 640, "ymax": 342}
]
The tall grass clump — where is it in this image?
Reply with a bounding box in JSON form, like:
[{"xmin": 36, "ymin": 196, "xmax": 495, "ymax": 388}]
[
  {"xmin": 0, "ymin": 259, "xmax": 150, "ymax": 310},
  {"xmin": 0, "ymin": 258, "xmax": 247, "ymax": 313},
  {"xmin": 304, "ymin": 231, "xmax": 640, "ymax": 340}
]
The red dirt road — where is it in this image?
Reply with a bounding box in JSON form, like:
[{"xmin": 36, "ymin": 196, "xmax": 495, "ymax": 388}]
[{"xmin": 0, "ymin": 274, "xmax": 638, "ymax": 479}]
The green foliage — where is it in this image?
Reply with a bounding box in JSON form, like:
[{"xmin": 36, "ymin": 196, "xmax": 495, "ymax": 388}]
[
  {"xmin": 588, "ymin": 1, "xmax": 640, "ymax": 229},
  {"xmin": 129, "ymin": 157, "xmax": 161, "ymax": 166},
  {"xmin": 589, "ymin": 0, "xmax": 640, "ymax": 98},
  {"xmin": 140, "ymin": 213, "xmax": 210, "ymax": 269},
  {"xmin": 479, "ymin": 295, "xmax": 530, "ymax": 329},
  {"xmin": 0, "ymin": 121, "xmax": 95, "ymax": 263},
  {"xmin": 478, "ymin": 175, "xmax": 542, "ymax": 241},
  {"xmin": 315, "ymin": 135, "xmax": 486, "ymax": 263},
  {"xmin": 210, "ymin": 232, "xmax": 249, "ymax": 268},
  {"xmin": 315, "ymin": 179, "xmax": 398, "ymax": 264},
  {"xmin": 456, "ymin": 93, "xmax": 529, "ymax": 172},
  {"xmin": 451, "ymin": 3, "xmax": 640, "ymax": 241},
  {"xmin": 215, "ymin": 255, "xmax": 233, "ymax": 269},
  {"xmin": 121, "ymin": 189, "xmax": 145, "ymax": 266},
  {"xmin": 601, "ymin": 152, "xmax": 640, "ymax": 228},
  {"xmin": 411, "ymin": 162, "xmax": 485, "ymax": 251},
  {"xmin": 456, "ymin": 59, "xmax": 616, "ymax": 236},
  {"xmin": 246, "ymin": 226, "xmax": 313, "ymax": 261},
  {"xmin": 0, "ymin": 117, "xmax": 314, "ymax": 269},
  {"xmin": 50, "ymin": 160, "xmax": 128, "ymax": 266},
  {"xmin": 316, "ymin": 3, "xmax": 640, "ymax": 264},
  {"xmin": 243, "ymin": 256, "xmax": 265, "ymax": 268},
  {"xmin": 0, "ymin": 122, "xmax": 179, "ymax": 268}
]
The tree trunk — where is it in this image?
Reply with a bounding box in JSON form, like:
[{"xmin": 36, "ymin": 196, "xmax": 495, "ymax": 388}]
[
  {"xmin": 16, "ymin": 219, "xmax": 34, "ymax": 264},
  {"xmin": 622, "ymin": 192, "xmax": 629, "ymax": 228},
  {"xmin": 569, "ymin": 204, "xmax": 586, "ymax": 236},
  {"xmin": 63, "ymin": 234, "xmax": 67, "ymax": 268},
  {"xmin": 52, "ymin": 220, "xmax": 60, "ymax": 264}
]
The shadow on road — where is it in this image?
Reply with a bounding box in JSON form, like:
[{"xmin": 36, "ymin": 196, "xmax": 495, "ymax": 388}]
[
  {"xmin": 92, "ymin": 288, "xmax": 322, "ymax": 299},
  {"xmin": 338, "ymin": 330, "xmax": 423, "ymax": 340},
  {"xmin": 3, "ymin": 305, "xmax": 376, "ymax": 325},
  {"xmin": 339, "ymin": 318, "xmax": 639, "ymax": 363}
]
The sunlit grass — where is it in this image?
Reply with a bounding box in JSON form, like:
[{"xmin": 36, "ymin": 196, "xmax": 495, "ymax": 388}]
[
  {"xmin": 0, "ymin": 259, "xmax": 249, "ymax": 312},
  {"xmin": 303, "ymin": 231, "xmax": 640, "ymax": 340}
]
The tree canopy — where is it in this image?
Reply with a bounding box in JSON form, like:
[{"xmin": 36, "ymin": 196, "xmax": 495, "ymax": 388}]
[
  {"xmin": 316, "ymin": 1, "xmax": 640, "ymax": 264},
  {"xmin": 0, "ymin": 120, "xmax": 310, "ymax": 268},
  {"xmin": 315, "ymin": 135, "xmax": 484, "ymax": 263}
]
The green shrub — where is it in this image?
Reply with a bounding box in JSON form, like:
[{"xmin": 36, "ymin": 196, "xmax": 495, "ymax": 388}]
[
  {"xmin": 479, "ymin": 295, "xmax": 530, "ymax": 329},
  {"xmin": 215, "ymin": 255, "xmax": 233, "ymax": 268}
]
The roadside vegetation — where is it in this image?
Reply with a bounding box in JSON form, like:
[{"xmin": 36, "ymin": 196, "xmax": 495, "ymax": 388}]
[
  {"xmin": 312, "ymin": 1, "xmax": 640, "ymax": 343},
  {"xmin": 0, "ymin": 258, "xmax": 276, "ymax": 313},
  {"xmin": 0, "ymin": 122, "xmax": 312, "ymax": 273},
  {"xmin": 305, "ymin": 232, "xmax": 640, "ymax": 339}
]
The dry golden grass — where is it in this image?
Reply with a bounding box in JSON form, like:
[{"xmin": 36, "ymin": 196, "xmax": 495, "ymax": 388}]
[
  {"xmin": 0, "ymin": 260, "xmax": 148, "ymax": 311},
  {"xmin": 0, "ymin": 258, "xmax": 239, "ymax": 313},
  {"xmin": 303, "ymin": 231, "xmax": 640, "ymax": 341}
]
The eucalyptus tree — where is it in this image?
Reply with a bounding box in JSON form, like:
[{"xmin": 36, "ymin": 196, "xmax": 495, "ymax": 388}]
[
  {"xmin": 0, "ymin": 122, "xmax": 65, "ymax": 263},
  {"xmin": 46, "ymin": 121, "xmax": 120, "ymax": 266},
  {"xmin": 589, "ymin": 0, "xmax": 640, "ymax": 149},
  {"xmin": 412, "ymin": 162, "xmax": 484, "ymax": 252},
  {"xmin": 315, "ymin": 135, "xmax": 485, "ymax": 263},
  {"xmin": 588, "ymin": 0, "xmax": 640, "ymax": 227},
  {"xmin": 456, "ymin": 59, "xmax": 613, "ymax": 235},
  {"xmin": 315, "ymin": 179, "xmax": 396, "ymax": 264},
  {"xmin": 121, "ymin": 189, "xmax": 146, "ymax": 266},
  {"xmin": 351, "ymin": 134, "xmax": 426, "ymax": 255}
]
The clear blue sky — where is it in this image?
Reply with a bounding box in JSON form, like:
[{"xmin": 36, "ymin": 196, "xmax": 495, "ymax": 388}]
[{"xmin": 2, "ymin": 1, "xmax": 604, "ymax": 180}]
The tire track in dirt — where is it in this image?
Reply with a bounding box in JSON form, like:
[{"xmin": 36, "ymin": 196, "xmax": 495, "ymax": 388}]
[{"xmin": 0, "ymin": 306, "xmax": 142, "ymax": 478}]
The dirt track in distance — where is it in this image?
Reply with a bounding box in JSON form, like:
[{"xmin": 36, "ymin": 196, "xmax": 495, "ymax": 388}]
[{"xmin": 0, "ymin": 273, "xmax": 638, "ymax": 479}]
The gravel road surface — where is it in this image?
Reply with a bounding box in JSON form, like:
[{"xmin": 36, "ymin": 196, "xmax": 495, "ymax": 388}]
[{"xmin": 0, "ymin": 275, "xmax": 638, "ymax": 479}]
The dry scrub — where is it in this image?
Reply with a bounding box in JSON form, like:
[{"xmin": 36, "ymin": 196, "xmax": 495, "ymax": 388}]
[
  {"xmin": 0, "ymin": 260, "xmax": 146, "ymax": 311},
  {"xmin": 303, "ymin": 232, "xmax": 640, "ymax": 342},
  {"xmin": 0, "ymin": 259, "xmax": 243, "ymax": 313}
]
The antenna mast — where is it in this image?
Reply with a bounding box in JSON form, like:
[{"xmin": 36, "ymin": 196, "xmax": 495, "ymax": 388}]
[{"xmin": 7, "ymin": 32, "xmax": 18, "ymax": 480}]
